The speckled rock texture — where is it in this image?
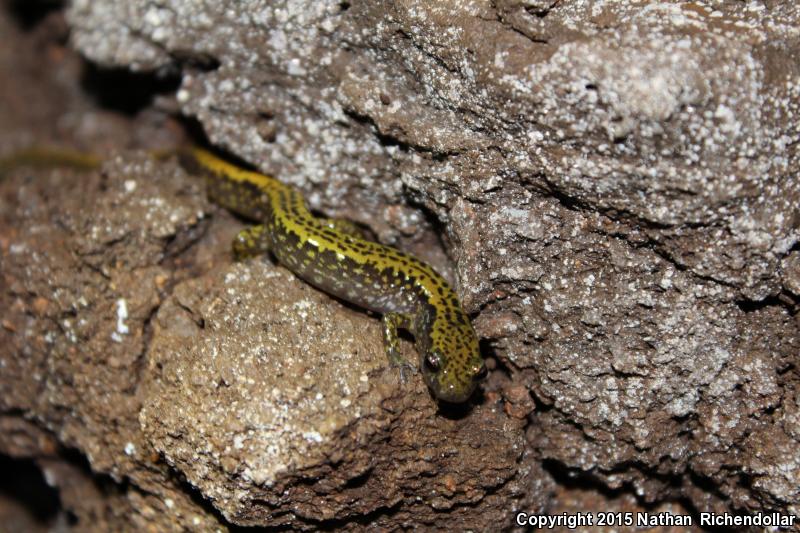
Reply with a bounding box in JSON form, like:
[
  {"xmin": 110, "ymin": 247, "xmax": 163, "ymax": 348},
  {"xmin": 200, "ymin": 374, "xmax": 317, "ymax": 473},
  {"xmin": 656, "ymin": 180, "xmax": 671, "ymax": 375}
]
[
  {"xmin": 0, "ymin": 148, "xmax": 536, "ymax": 529},
  {"xmin": 2, "ymin": 0, "xmax": 799, "ymax": 530},
  {"xmin": 142, "ymin": 260, "xmax": 534, "ymax": 528}
]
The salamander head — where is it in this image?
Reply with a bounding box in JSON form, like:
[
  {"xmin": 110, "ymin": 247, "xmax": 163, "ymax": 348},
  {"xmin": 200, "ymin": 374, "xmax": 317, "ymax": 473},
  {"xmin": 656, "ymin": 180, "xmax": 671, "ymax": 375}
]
[{"xmin": 419, "ymin": 317, "xmax": 486, "ymax": 403}]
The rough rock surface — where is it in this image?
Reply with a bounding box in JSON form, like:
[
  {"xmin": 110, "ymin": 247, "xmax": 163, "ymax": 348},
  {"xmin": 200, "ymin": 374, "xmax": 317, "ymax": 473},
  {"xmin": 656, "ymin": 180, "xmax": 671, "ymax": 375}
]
[
  {"xmin": 0, "ymin": 149, "xmax": 537, "ymax": 529},
  {"xmin": 2, "ymin": 0, "xmax": 799, "ymax": 530},
  {"xmin": 142, "ymin": 260, "xmax": 533, "ymax": 527}
]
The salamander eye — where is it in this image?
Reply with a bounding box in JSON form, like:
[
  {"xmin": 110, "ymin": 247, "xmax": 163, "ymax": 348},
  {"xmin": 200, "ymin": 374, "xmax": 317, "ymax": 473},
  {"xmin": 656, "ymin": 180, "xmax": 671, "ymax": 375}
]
[
  {"xmin": 474, "ymin": 364, "xmax": 488, "ymax": 380},
  {"xmin": 424, "ymin": 352, "xmax": 442, "ymax": 373}
]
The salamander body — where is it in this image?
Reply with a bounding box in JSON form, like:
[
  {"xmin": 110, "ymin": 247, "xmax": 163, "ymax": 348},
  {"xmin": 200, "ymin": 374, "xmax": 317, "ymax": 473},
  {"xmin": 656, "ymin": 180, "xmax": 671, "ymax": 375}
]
[
  {"xmin": 2, "ymin": 146, "xmax": 486, "ymax": 402},
  {"xmin": 182, "ymin": 148, "xmax": 485, "ymax": 403}
]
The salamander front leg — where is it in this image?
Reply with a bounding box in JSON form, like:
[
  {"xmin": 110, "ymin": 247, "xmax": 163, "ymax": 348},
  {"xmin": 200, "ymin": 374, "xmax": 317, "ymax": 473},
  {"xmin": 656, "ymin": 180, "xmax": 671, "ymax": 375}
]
[
  {"xmin": 232, "ymin": 224, "xmax": 272, "ymax": 261},
  {"xmin": 382, "ymin": 312, "xmax": 416, "ymax": 384}
]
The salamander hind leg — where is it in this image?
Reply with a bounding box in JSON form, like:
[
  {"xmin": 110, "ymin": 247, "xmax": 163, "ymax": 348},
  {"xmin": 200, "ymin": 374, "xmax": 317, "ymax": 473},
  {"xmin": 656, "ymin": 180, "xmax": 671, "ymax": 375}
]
[
  {"xmin": 382, "ymin": 312, "xmax": 416, "ymax": 384},
  {"xmin": 232, "ymin": 224, "xmax": 272, "ymax": 261}
]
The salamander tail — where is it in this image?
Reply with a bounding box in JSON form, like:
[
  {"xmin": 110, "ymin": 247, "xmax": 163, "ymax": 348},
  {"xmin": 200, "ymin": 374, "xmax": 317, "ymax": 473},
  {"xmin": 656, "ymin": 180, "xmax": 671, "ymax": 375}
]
[{"xmin": 0, "ymin": 147, "xmax": 101, "ymax": 178}]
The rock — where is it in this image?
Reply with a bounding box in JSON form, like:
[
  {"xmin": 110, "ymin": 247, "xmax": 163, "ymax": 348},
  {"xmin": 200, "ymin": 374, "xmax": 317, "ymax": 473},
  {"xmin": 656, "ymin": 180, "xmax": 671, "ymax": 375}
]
[
  {"xmin": 141, "ymin": 260, "xmax": 533, "ymax": 527},
  {"xmin": 0, "ymin": 151, "xmax": 228, "ymax": 530},
  {"xmin": 0, "ymin": 148, "xmax": 535, "ymax": 528},
  {"xmin": 1, "ymin": 0, "xmax": 798, "ymax": 528},
  {"xmin": 68, "ymin": 1, "xmax": 800, "ymax": 301}
]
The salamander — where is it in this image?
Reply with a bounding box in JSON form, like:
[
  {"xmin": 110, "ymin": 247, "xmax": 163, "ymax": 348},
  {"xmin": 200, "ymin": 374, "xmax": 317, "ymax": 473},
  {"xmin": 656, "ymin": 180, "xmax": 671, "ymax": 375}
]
[{"xmin": 1, "ymin": 146, "xmax": 487, "ymax": 402}]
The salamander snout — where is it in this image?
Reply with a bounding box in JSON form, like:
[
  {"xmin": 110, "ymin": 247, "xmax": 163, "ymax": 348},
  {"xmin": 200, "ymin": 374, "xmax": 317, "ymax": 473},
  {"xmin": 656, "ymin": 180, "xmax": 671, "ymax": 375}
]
[{"xmin": 420, "ymin": 346, "xmax": 485, "ymax": 403}]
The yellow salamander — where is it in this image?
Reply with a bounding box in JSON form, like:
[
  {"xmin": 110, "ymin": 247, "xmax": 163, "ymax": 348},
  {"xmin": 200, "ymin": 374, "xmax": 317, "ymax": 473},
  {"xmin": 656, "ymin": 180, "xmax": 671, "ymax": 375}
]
[{"xmin": 2, "ymin": 146, "xmax": 486, "ymax": 402}]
